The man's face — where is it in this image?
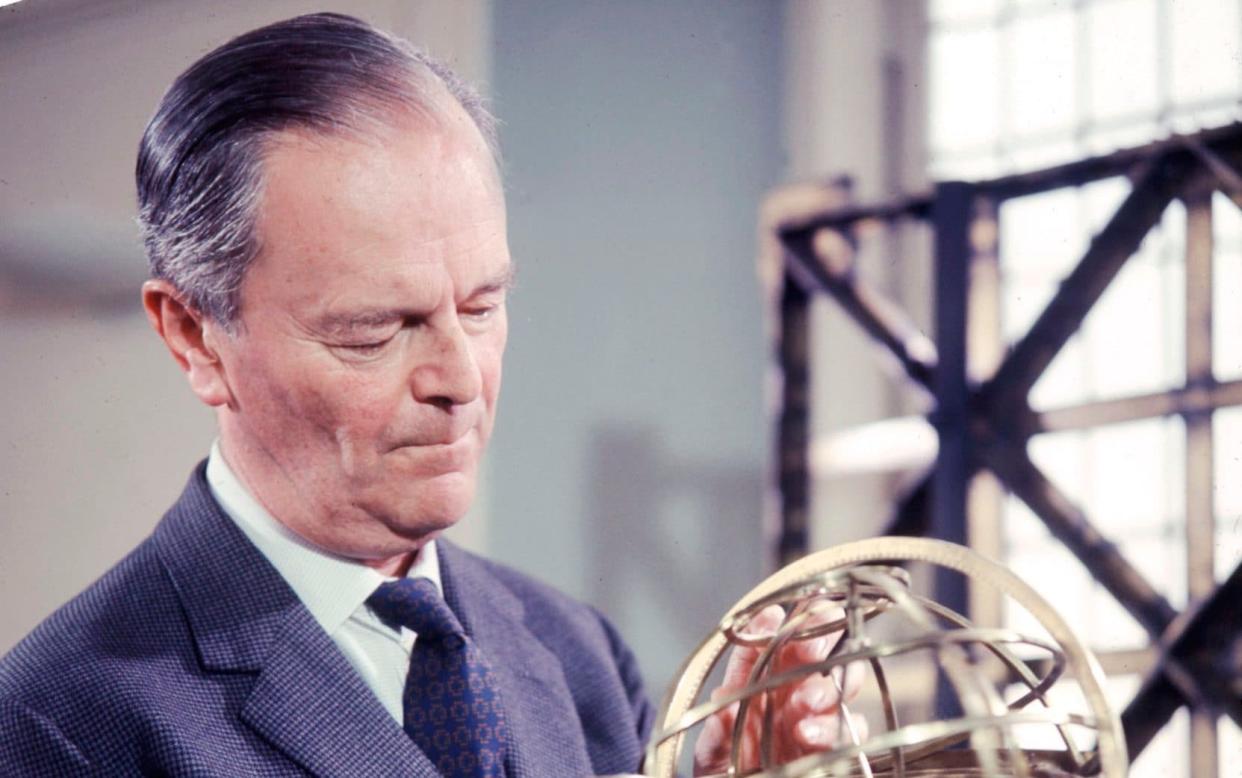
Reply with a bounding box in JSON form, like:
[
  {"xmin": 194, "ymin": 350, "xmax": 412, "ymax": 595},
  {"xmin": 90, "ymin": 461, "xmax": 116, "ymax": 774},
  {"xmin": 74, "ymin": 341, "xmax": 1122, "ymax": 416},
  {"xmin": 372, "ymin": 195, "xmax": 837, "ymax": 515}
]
[{"xmin": 211, "ymin": 108, "xmax": 510, "ymax": 561}]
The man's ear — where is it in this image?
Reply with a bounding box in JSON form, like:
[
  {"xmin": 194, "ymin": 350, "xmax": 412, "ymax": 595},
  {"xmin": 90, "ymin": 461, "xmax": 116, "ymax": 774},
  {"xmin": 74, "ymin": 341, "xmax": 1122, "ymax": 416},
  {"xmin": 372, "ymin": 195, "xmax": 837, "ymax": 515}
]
[{"xmin": 141, "ymin": 279, "xmax": 235, "ymax": 408}]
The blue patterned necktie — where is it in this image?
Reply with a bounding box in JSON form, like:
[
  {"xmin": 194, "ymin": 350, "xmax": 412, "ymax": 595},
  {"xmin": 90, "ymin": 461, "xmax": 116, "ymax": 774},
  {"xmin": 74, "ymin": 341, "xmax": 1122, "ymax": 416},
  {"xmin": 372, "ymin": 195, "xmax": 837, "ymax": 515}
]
[{"xmin": 367, "ymin": 578, "xmax": 510, "ymax": 777}]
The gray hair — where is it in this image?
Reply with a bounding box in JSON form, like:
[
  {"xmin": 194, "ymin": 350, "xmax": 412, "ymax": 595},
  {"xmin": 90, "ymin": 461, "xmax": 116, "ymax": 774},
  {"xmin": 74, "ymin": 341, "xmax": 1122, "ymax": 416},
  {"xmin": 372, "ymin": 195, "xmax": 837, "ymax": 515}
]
[{"xmin": 136, "ymin": 12, "xmax": 498, "ymax": 331}]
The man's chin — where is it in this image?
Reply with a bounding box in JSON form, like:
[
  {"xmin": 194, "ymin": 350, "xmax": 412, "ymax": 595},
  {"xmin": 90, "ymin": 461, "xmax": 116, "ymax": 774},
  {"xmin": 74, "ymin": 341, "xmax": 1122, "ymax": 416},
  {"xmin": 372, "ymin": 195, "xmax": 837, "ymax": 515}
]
[{"xmin": 371, "ymin": 475, "xmax": 476, "ymax": 539}]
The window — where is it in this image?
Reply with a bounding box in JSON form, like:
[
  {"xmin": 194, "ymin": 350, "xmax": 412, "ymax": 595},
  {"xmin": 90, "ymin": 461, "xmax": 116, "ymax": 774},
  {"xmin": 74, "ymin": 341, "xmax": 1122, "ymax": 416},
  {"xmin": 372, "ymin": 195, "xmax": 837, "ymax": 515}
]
[{"xmin": 929, "ymin": 1, "xmax": 1242, "ymax": 774}]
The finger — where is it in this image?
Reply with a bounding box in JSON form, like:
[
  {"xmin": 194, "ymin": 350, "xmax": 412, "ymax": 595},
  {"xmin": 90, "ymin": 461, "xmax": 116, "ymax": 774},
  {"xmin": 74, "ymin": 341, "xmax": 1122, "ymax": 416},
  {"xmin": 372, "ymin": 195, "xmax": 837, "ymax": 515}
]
[
  {"xmin": 695, "ymin": 679, "xmax": 758, "ymax": 774},
  {"xmin": 776, "ymin": 603, "xmax": 844, "ymax": 670},
  {"xmin": 787, "ymin": 673, "xmax": 842, "ymax": 716},
  {"xmin": 849, "ymin": 711, "xmax": 869, "ymax": 743},
  {"xmin": 696, "ymin": 690, "xmax": 770, "ymax": 775},
  {"xmin": 693, "ymin": 709, "xmax": 731, "ymax": 773},
  {"xmin": 794, "ymin": 711, "xmax": 869, "ymax": 751},
  {"xmin": 694, "ymin": 688, "xmax": 745, "ymax": 774},
  {"xmin": 698, "ymin": 607, "xmax": 784, "ymax": 776},
  {"xmin": 834, "ymin": 661, "xmax": 866, "ymax": 703},
  {"xmin": 720, "ymin": 604, "xmax": 785, "ymax": 691}
]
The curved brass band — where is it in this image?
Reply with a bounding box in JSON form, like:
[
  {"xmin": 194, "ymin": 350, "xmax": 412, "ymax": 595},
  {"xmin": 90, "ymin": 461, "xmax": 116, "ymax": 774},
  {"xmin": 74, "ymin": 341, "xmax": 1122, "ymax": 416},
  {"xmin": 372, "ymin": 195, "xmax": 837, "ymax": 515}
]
[
  {"xmin": 651, "ymin": 627, "xmax": 1063, "ymax": 745},
  {"xmin": 643, "ymin": 537, "xmax": 1127, "ymax": 778}
]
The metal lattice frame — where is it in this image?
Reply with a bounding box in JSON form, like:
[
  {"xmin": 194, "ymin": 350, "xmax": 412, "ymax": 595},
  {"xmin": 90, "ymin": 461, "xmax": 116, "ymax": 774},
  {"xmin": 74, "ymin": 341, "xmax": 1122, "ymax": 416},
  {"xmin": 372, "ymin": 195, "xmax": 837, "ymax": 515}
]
[{"xmin": 765, "ymin": 122, "xmax": 1242, "ymax": 769}]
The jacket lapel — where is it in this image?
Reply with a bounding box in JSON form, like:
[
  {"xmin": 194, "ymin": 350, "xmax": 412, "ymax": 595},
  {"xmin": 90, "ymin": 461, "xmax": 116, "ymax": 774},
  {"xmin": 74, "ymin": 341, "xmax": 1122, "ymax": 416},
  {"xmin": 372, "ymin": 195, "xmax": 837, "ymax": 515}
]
[
  {"xmin": 439, "ymin": 542, "xmax": 594, "ymax": 778},
  {"xmin": 238, "ymin": 609, "xmax": 438, "ymax": 777},
  {"xmin": 153, "ymin": 463, "xmax": 437, "ymax": 777}
]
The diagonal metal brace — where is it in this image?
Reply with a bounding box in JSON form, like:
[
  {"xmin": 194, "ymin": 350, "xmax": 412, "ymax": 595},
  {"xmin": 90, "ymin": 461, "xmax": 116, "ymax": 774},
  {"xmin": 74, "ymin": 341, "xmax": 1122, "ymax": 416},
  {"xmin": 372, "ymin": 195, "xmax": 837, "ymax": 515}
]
[
  {"xmin": 982, "ymin": 153, "xmax": 1195, "ymax": 419},
  {"xmin": 1121, "ymin": 560, "xmax": 1242, "ymax": 759},
  {"xmin": 782, "ymin": 229, "xmax": 937, "ymax": 394},
  {"xmin": 976, "ymin": 437, "xmax": 1179, "ymax": 639}
]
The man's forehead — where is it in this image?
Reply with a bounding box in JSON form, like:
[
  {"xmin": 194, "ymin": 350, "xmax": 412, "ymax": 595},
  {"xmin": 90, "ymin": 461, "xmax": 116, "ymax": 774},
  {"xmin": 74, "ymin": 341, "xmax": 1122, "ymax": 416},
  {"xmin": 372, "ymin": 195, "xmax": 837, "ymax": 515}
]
[
  {"xmin": 238, "ymin": 109, "xmax": 511, "ymax": 329},
  {"xmin": 257, "ymin": 127, "xmax": 503, "ymax": 238},
  {"xmin": 261, "ymin": 100, "xmax": 501, "ymax": 187}
]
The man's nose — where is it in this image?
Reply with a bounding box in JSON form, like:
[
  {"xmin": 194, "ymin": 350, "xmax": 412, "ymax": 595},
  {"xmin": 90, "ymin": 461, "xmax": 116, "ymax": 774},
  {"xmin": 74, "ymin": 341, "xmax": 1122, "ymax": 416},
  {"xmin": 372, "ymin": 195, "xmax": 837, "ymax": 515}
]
[{"xmin": 409, "ymin": 321, "xmax": 483, "ymax": 407}]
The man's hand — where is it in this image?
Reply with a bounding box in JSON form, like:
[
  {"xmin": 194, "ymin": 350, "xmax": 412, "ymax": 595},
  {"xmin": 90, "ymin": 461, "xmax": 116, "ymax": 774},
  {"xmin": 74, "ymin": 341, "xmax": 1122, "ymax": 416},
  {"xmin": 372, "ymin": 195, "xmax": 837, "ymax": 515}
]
[{"xmin": 693, "ymin": 605, "xmax": 866, "ymax": 776}]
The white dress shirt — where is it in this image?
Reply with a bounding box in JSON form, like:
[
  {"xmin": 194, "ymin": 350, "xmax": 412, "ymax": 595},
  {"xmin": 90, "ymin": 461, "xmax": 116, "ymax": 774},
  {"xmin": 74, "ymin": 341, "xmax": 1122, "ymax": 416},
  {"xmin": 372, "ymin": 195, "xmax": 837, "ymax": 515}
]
[{"xmin": 205, "ymin": 440, "xmax": 436, "ymax": 723}]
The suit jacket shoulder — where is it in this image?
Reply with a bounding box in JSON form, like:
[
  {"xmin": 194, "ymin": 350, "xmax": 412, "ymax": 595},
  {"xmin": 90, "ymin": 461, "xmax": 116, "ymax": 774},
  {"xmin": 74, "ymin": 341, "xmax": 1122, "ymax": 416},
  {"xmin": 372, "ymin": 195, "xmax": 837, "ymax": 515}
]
[{"xmin": 0, "ymin": 537, "xmax": 177, "ymax": 776}]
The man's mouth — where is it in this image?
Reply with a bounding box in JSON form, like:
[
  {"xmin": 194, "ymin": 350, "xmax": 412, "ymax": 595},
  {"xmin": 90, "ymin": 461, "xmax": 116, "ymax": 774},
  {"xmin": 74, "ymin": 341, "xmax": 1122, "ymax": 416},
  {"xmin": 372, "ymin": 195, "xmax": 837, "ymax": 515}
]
[{"xmin": 390, "ymin": 430, "xmax": 477, "ymax": 471}]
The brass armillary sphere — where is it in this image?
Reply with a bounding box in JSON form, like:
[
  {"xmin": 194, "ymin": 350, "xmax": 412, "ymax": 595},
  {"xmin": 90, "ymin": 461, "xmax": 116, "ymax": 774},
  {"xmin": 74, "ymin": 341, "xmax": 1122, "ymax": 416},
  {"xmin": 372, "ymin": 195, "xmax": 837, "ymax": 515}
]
[{"xmin": 645, "ymin": 538, "xmax": 1127, "ymax": 777}]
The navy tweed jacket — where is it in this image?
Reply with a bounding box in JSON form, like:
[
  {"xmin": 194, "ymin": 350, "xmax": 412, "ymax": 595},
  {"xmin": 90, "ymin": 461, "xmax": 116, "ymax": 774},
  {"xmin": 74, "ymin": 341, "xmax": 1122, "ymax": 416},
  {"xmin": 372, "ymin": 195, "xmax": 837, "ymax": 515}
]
[{"xmin": 0, "ymin": 463, "xmax": 654, "ymax": 776}]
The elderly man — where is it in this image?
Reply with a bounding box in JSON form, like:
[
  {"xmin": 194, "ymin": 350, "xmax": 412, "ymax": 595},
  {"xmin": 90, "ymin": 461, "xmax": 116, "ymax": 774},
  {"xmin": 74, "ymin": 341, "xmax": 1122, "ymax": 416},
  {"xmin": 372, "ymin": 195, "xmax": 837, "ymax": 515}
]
[{"xmin": 0, "ymin": 13, "xmax": 855, "ymax": 777}]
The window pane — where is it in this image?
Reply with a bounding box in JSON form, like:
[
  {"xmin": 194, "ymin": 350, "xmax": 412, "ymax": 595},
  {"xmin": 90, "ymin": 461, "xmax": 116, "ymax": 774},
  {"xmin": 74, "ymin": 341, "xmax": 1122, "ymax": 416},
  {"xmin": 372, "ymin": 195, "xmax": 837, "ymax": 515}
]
[
  {"xmin": 1131, "ymin": 708, "xmax": 1190, "ymax": 778},
  {"xmin": 1220, "ymin": 717, "xmax": 1242, "ymax": 777},
  {"xmin": 1083, "ymin": 257, "xmax": 1184, "ymax": 398},
  {"xmin": 1007, "ymin": 11, "xmax": 1078, "ymax": 138},
  {"xmin": 930, "ymin": 0, "xmax": 1002, "ymax": 25},
  {"xmin": 929, "ymin": 150, "xmax": 1005, "ymax": 181},
  {"xmin": 1214, "ymin": 194, "xmax": 1242, "ymax": 381},
  {"xmin": 1084, "ymin": 418, "xmax": 1184, "ymax": 535},
  {"xmin": 1005, "ymin": 138, "xmax": 1081, "ymax": 173},
  {"xmin": 1029, "ymin": 430, "xmax": 1089, "ymax": 506},
  {"xmin": 1087, "ymin": 0, "xmax": 1159, "ymax": 123},
  {"xmin": 1170, "ymin": 0, "xmax": 1242, "ymax": 109},
  {"xmin": 1082, "ymin": 176, "xmax": 1130, "ymax": 234},
  {"xmin": 930, "ymin": 27, "xmax": 1001, "ymax": 156},
  {"xmin": 1213, "ymin": 247, "xmax": 1242, "ymax": 381},
  {"xmin": 1084, "ymin": 119, "xmax": 1163, "ymax": 157},
  {"xmin": 1003, "ymin": 522, "xmax": 1094, "ymax": 648},
  {"xmin": 1217, "ymin": 516, "xmax": 1242, "ymax": 589},
  {"xmin": 1132, "ymin": 705, "xmax": 1187, "ymax": 770},
  {"xmin": 1000, "ymin": 188, "xmax": 1085, "ymax": 286},
  {"xmin": 1215, "ymin": 192, "xmax": 1242, "ymax": 249},
  {"xmin": 1011, "ymin": 0, "xmax": 1064, "ymax": 11},
  {"xmin": 1031, "ymin": 336, "xmax": 1090, "ymax": 409},
  {"xmin": 1214, "ymin": 407, "xmax": 1242, "ymax": 579},
  {"xmin": 1214, "ymin": 407, "xmax": 1242, "ymax": 516}
]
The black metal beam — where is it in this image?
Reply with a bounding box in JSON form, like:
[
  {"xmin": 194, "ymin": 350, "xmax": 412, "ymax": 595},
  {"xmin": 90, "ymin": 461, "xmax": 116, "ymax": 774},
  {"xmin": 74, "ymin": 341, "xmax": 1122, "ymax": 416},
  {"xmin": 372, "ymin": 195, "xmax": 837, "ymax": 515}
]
[
  {"xmin": 883, "ymin": 470, "xmax": 933, "ymax": 537},
  {"xmin": 1182, "ymin": 136, "xmax": 1242, "ymax": 200},
  {"xmin": 776, "ymin": 272, "xmax": 812, "ymax": 568},
  {"xmin": 930, "ymin": 181, "xmax": 974, "ymax": 553},
  {"xmin": 930, "ymin": 182, "xmax": 974, "ymax": 719},
  {"xmin": 776, "ymin": 193, "xmax": 933, "ymax": 237},
  {"xmin": 782, "ymin": 230, "xmax": 937, "ymax": 393},
  {"xmin": 982, "ymin": 121, "xmax": 1242, "ymax": 202},
  {"xmin": 983, "ymin": 153, "xmax": 1194, "ymax": 419},
  {"xmin": 1122, "ymin": 561, "xmax": 1242, "ymax": 760}
]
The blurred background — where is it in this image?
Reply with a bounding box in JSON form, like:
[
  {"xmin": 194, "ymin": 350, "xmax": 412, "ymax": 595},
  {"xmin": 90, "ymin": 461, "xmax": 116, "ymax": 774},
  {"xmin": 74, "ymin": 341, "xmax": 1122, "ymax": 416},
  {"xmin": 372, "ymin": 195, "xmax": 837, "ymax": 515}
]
[{"xmin": 2, "ymin": 0, "xmax": 1240, "ymax": 774}]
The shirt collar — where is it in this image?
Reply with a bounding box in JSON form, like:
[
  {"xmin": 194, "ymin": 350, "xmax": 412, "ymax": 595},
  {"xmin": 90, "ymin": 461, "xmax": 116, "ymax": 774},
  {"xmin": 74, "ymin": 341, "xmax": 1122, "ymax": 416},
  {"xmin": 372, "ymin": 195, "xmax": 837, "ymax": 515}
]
[{"xmin": 205, "ymin": 440, "xmax": 441, "ymax": 636}]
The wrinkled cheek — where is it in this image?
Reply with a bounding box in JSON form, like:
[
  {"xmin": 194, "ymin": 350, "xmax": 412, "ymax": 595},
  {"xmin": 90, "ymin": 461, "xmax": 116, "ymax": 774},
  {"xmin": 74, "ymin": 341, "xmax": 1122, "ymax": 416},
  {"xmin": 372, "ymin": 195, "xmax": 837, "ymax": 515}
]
[
  {"xmin": 315, "ymin": 381, "xmax": 397, "ymax": 480},
  {"xmin": 238, "ymin": 363, "xmax": 351, "ymax": 465}
]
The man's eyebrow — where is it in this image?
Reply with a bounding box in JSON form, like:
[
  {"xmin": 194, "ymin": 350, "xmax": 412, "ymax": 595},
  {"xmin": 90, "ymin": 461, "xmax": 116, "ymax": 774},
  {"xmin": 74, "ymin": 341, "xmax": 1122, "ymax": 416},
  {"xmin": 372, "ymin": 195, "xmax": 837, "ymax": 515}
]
[
  {"xmin": 315, "ymin": 310, "xmax": 402, "ymax": 336},
  {"xmin": 314, "ymin": 269, "xmax": 515, "ymax": 335},
  {"xmin": 467, "ymin": 266, "xmax": 518, "ymax": 297}
]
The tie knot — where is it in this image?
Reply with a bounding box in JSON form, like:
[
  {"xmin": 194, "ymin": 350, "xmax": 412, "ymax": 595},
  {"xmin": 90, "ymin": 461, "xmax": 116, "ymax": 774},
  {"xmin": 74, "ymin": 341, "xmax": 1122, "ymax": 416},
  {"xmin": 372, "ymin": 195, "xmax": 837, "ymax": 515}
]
[{"xmin": 367, "ymin": 578, "xmax": 464, "ymax": 643}]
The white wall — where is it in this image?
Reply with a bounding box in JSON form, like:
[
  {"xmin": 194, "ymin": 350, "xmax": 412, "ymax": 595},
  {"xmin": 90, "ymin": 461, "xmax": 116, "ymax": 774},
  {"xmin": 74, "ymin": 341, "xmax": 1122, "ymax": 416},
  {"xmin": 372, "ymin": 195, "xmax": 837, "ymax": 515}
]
[{"xmin": 486, "ymin": 0, "xmax": 784, "ymax": 691}]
